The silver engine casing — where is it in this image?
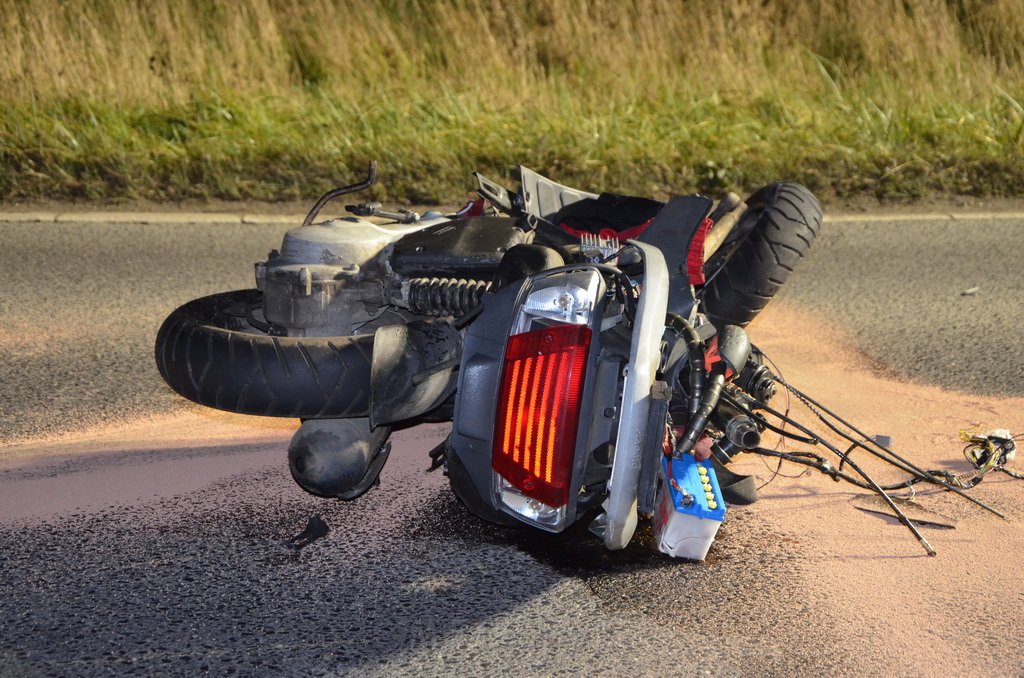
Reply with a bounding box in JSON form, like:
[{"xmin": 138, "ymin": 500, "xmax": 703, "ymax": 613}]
[{"xmin": 254, "ymin": 216, "xmax": 448, "ymax": 337}]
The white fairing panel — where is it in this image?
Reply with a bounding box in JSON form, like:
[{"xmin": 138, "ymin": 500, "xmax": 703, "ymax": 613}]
[
  {"xmin": 603, "ymin": 240, "xmax": 669, "ymax": 549},
  {"xmin": 519, "ymin": 166, "xmax": 599, "ymax": 222}
]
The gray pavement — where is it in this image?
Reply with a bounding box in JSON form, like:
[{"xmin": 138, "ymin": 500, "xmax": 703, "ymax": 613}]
[
  {"xmin": 0, "ymin": 427, "xmax": 849, "ymax": 677},
  {"xmin": 0, "ymin": 218, "xmax": 293, "ymax": 444},
  {"xmin": 777, "ymin": 215, "xmax": 1024, "ymax": 397},
  {"xmin": 0, "ymin": 211, "xmax": 1022, "ymax": 676}
]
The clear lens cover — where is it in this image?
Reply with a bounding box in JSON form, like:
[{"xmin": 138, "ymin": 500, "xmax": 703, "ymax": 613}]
[
  {"xmin": 496, "ymin": 476, "xmax": 569, "ymax": 530},
  {"xmin": 512, "ymin": 269, "xmax": 602, "ymax": 333}
]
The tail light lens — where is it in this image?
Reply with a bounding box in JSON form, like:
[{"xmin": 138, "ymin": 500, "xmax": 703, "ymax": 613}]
[{"xmin": 492, "ymin": 324, "xmax": 592, "ymax": 510}]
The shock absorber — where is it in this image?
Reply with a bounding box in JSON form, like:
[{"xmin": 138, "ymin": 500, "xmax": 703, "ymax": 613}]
[{"xmin": 398, "ymin": 277, "xmax": 492, "ymax": 316}]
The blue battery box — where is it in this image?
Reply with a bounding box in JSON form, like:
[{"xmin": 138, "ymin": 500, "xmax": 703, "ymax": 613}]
[{"xmin": 652, "ymin": 455, "xmax": 727, "ymax": 560}]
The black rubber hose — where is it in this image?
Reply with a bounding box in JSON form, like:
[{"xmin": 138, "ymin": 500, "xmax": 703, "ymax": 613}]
[
  {"xmin": 155, "ymin": 290, "xmax": 375, "ymax": 418},
  {"xmin": 303, "ymin": 161, "xmax": 377, "ymax": 226},
  {"xmin": 675, "ymin": 363, "xmax": 727, "ymax": 457},
  {"xmin": 667, "ymin": 314, "xmax": 706, "ymax": 418}
]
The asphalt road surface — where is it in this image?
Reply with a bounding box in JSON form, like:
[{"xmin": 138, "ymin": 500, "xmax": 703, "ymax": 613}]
[
  {"xmin": 1, "ymin": 213, "xmax": 1022, "ymax": 676},
  {"xmin": 781, "ymin": 214, "xmax": 1024, "ymax": 398}
]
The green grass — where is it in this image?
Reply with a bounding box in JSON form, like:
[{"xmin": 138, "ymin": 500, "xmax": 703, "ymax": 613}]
[{"xmin": 2, "ymin": 1, "xmax": 1024, "ymax": 204}]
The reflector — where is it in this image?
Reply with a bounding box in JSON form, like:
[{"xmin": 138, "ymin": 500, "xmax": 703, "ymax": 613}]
[{"xmin": 492, "ymin": 324, "xmax": 591, "ymax": 507}]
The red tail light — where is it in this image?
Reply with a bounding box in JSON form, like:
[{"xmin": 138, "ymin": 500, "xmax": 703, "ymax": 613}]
[{"xmin": 492, "ymin": 324, "xmax": 591, "ymax": 507}]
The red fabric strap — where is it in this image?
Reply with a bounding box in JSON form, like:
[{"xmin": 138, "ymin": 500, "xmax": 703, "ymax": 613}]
[{"xmin": 686, "ymin": 217, "xmax": 714, "ymax": 286}]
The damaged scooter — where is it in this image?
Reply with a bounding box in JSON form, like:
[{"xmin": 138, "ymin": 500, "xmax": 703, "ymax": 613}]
[{"xmin": 156, "ymin": 162, "xmax": 827, "ymax": 559}]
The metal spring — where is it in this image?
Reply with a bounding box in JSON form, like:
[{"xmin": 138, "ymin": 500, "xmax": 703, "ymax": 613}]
[{"xmin": 407, "ymin": 277, "xmax": 491, "ymax": 316}]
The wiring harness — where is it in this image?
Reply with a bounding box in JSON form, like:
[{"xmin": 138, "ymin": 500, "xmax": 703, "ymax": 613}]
[{"xmin": 720, "ymin": 347, "xmax": 1022, "ymax": 556}]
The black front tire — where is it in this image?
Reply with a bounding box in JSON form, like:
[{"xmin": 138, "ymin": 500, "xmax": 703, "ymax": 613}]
[{"xmin": 702, "ymin": 182, "xmax": 822, "ymax": 327}]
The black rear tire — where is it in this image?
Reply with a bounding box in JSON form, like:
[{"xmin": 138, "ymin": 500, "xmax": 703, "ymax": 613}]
[
  {"xmin": 702, "ymin": 182, "xmax": 822, "ymax": 327},
  {"xmin": 155, "ymin": 289, "xmax": 374, "ymax": 418}
]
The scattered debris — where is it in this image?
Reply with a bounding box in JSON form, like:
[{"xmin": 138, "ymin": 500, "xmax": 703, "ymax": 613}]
[
  {"xmin": 960, "ymin": 427, "xmax": 1020, "ymax": 482},
  {"xmin": 285, "ymin": 515, "xmax": 330, "ymax": 550},
  {"xmin": 871, "ymin": 434, "xmax": 893, "ymax": 448},
  {"xmin": 851, "ymin": 495, "xmax": 956, "ymax": 530}
]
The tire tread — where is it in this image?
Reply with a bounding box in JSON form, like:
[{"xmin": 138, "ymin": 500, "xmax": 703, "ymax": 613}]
[
  {"xmin": 703, "ymin": 183, "xmax": 822, "ymax": 327},
  {"xmin": 155, "ymin": 290, "xmax": 374, "ymax": 418}
]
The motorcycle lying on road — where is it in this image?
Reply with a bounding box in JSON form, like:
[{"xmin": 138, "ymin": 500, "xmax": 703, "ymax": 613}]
[{"xmin": 156, "ymin": 162, "xmax": 822, "ymax": 559}]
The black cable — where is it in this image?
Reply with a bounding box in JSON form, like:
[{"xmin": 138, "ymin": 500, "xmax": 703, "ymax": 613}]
[
  {"xmin": 303, "ymin": 161, "xmax": 377, "ymax": 226},
  {"xmin": 245, "ymin": 303, "xmax": 272, "ymax": 333},
  {"xmin": 721, "ymin": 383, "xmax": 938, "ymax": 553},
  {"xmin": 840, "ymin": 442, "xmax": 857, "ymax": 473},
  {"xmin": 749, "ymin": 346, "xmax": 797, "ymax": 487},
  {"xmin": 757, "ymin": 417, "xmax": 936, "ymax": 554},
  {"xmin": 718, "ymin": 386, "xmax": 816, "ymax": 487},
  {"xmin": 753, "ymin": 441, "xmax": 936, "ymax": 490},
  {"xmin": 752, "ymin": 447, "xmax": 857, "ymax": 484},
  {"xmin": 753, "ymin": 433, "xmax": 1005, "ymax": 492},
  {"xmin": 778, "ymin": 379, "xmax": 1006, "ymax": 519},
  {"xmin": 738, "ymin": 385, "xmax": 993, "ymax": 492},
  {"xmin": 838, "ymin": 438, "xmax": 889, "ymax": 474},
  {"xmin": 666, "ymin": 314, "xmax": 705, "ymax": 418},
  {"xmin": 675, "ymin": 364, "xmax": 727, "ymax": 457},
  {"xmin": 776, "ymin": 382, "xmax": 929, "ymax": 479},
  {"xmin": 730, "ymin": 348, "xmax": 1021, "ymax": 552}
]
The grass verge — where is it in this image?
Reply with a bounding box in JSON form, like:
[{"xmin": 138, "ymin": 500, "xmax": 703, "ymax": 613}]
[{"xmin": 2, "ymin": 1, "xmax": 1024, "ymax": 204}]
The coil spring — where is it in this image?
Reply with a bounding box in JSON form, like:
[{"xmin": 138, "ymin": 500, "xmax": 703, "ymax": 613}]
[{"xmin": 407, "ymin": 277, "xmax": 491, "ymax": 316}]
